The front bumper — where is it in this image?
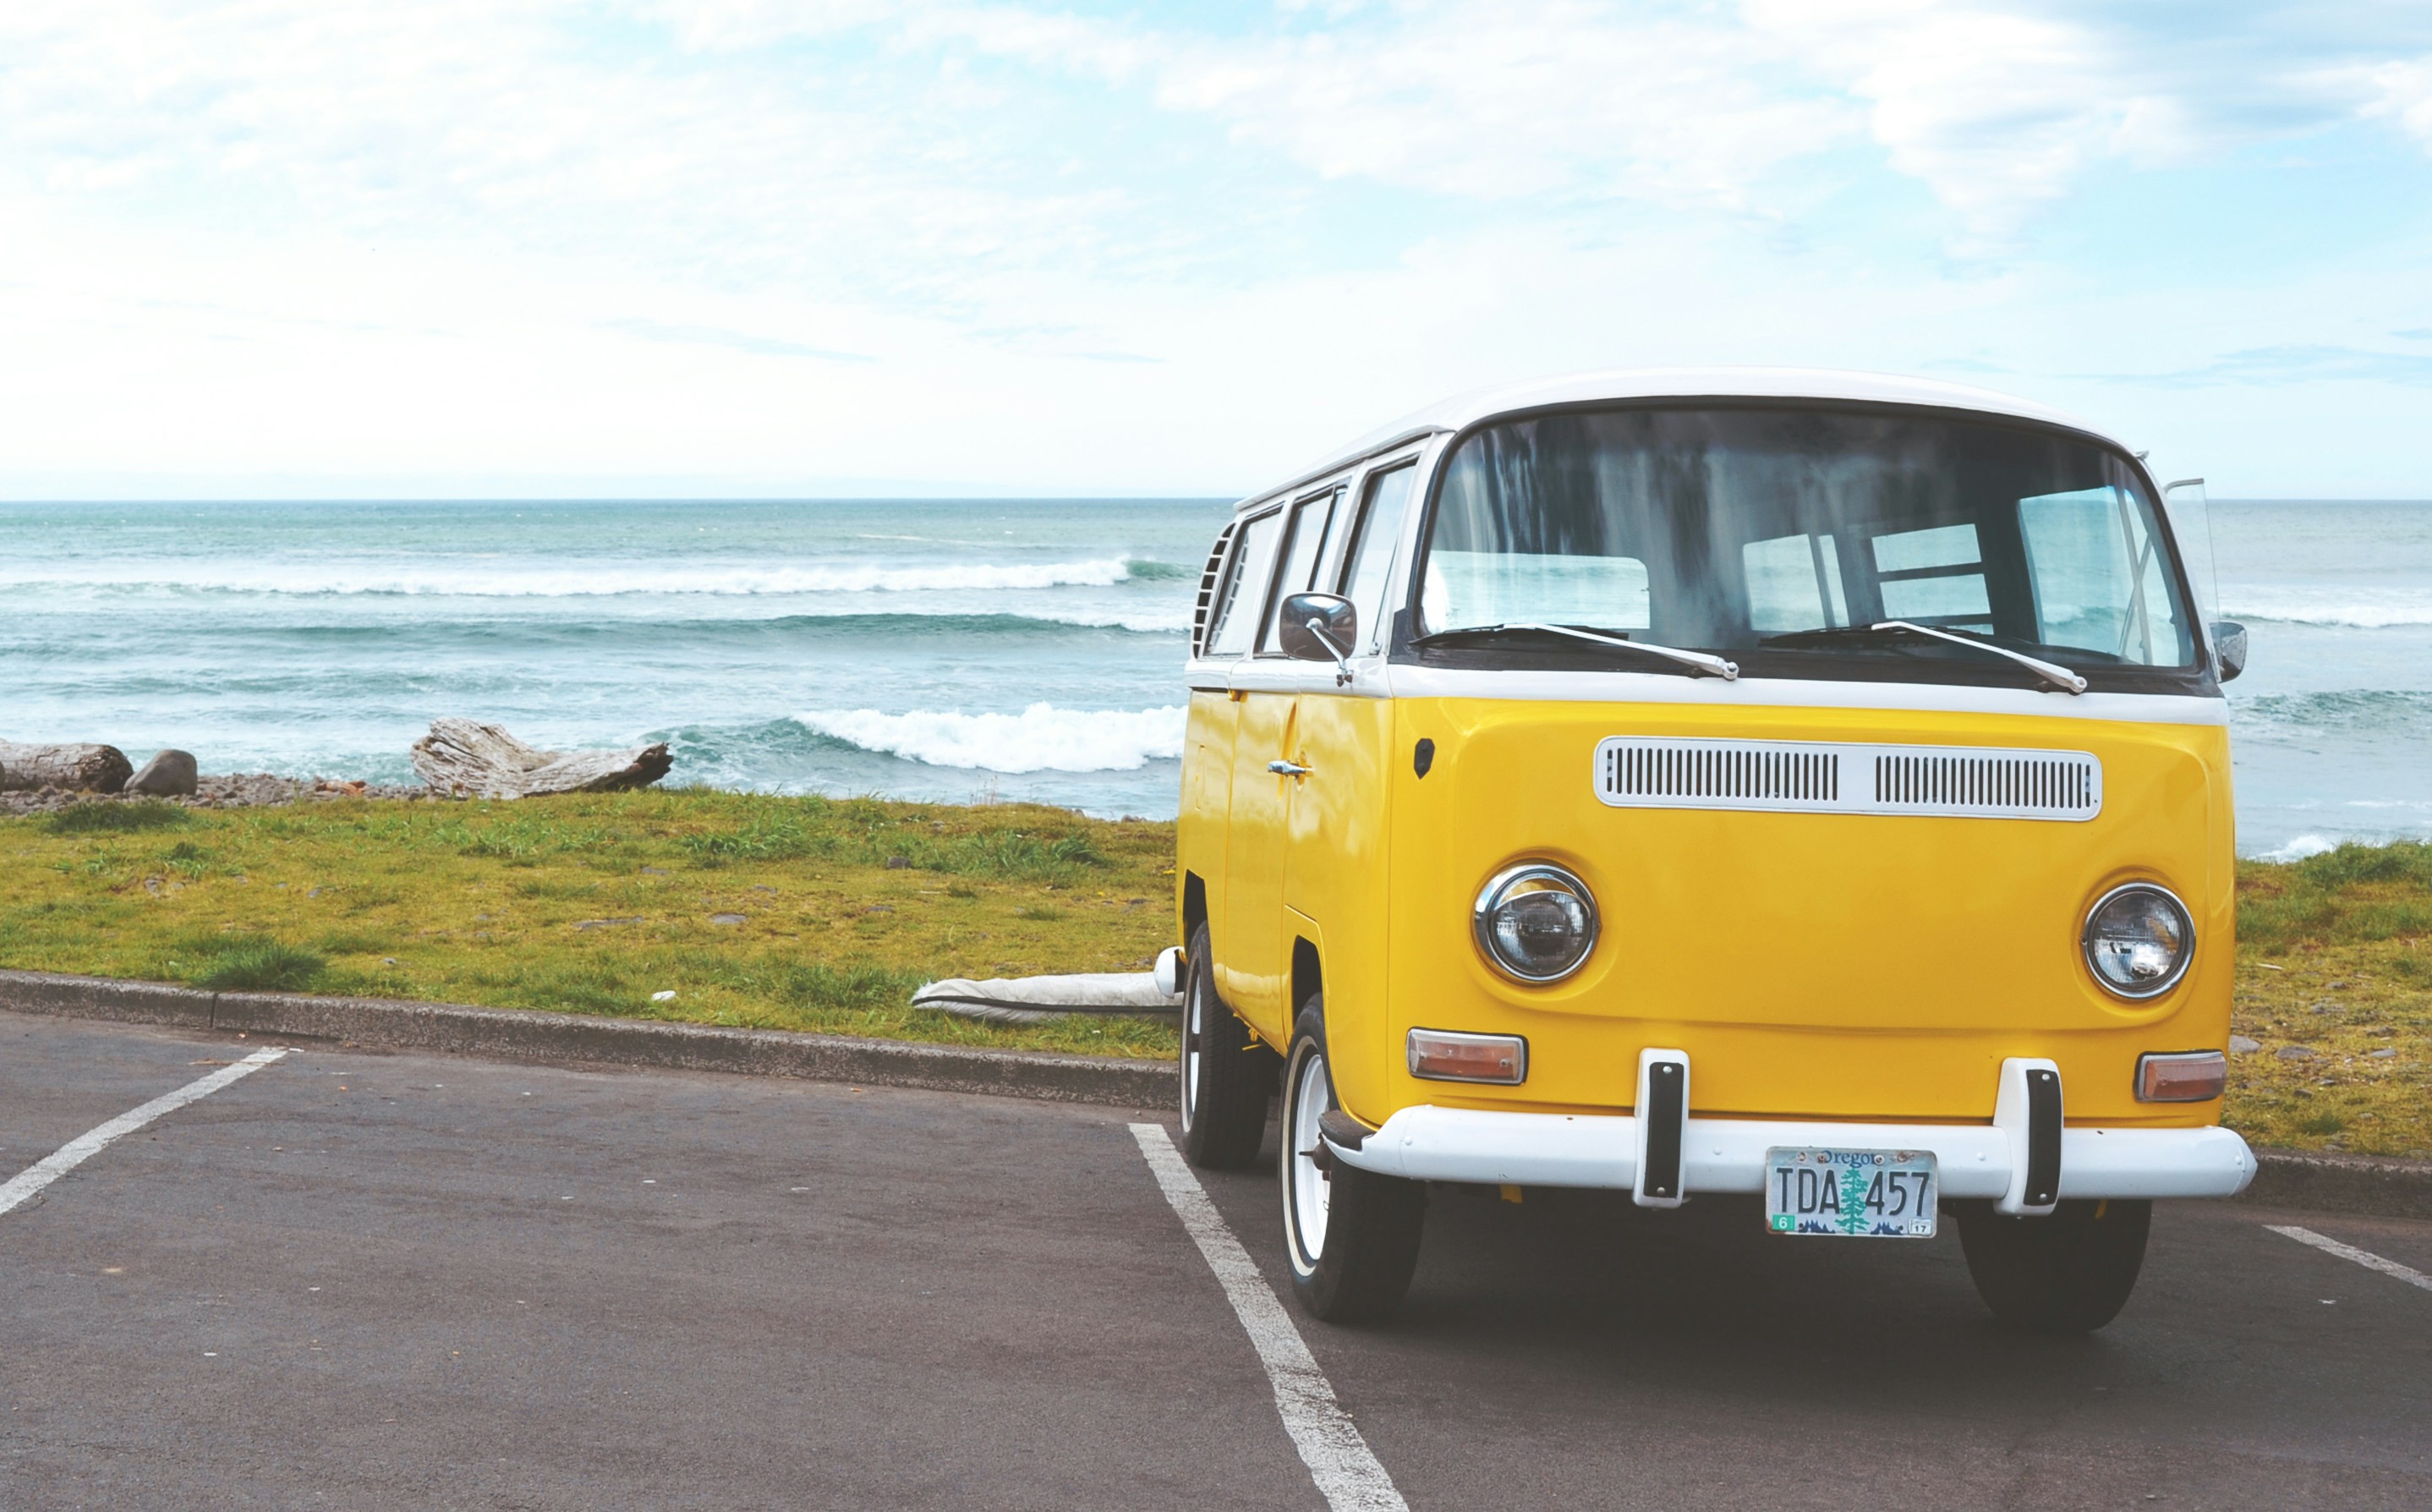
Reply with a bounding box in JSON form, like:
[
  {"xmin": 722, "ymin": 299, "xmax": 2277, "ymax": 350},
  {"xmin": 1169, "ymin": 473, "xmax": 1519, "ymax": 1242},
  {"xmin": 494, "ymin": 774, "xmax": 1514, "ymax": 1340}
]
[
  {"xmin": 1328, "ymin": 1108, "xmax": 2254, "ymax": 1199},
  {"xmin": 1327, "ymin": 1055, "xmax": 2256, "ymax": 1206}
]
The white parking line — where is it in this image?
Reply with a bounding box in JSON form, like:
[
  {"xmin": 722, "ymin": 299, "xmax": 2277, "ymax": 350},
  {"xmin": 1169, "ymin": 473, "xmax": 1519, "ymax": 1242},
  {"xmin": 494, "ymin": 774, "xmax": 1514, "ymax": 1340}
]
[
  {"xmin": 1130, "ymin": 1122, "xmax": 1407, "ymax": 1512},
  {"xmin": 0, "ymin": 1049, "xmax": 289, "ymax": 1220},
  {"xmin": 2267, "ymin": 1224, "xmax": 2432, "ymax": 1294}
]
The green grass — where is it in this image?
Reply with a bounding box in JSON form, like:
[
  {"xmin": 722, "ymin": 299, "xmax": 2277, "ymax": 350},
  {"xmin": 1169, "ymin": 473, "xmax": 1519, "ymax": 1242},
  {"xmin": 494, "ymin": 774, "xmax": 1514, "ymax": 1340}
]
[
  {"xmin": 4, "ymin": 793, "xmax": 2428, "ymax": 1153},
  {"xmin": 0, "ymin": 790, "xmax": 1180, "ymax": 1060},
  {"xmin": 40, "ymin": 801, "xmax": 193, "ymax": 835},
  {"xmin": 2229, "ymin": 842, "xmax": 2432, "ymax": 1159},
  {"xmin": 167, "ymin": 931, "xmax": 329, "ymax": 992}
]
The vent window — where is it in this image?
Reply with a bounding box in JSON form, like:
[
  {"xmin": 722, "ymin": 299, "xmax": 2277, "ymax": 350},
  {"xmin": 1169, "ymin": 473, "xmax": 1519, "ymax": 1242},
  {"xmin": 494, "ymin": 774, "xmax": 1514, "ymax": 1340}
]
[{"xmin": 1191, "ymin": 521, "xmax": 1237, "ymax": 658}]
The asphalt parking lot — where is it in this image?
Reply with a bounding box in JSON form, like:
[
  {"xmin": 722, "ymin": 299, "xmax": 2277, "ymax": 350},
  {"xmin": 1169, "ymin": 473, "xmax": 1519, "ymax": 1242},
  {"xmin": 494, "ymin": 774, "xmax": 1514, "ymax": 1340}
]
[{"xmin": 3, "ymin": 1010, "xmax": 2429, "ymax": 1510}]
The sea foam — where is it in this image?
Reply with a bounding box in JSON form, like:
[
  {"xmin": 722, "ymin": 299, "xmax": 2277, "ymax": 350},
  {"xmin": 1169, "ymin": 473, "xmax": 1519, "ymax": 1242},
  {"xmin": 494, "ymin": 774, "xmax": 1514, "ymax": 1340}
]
[
  {"xmin": 794, "ymin": 704, "xmax": 1187, "ymax": 773},
  {"xmin": 0, "ymin": 558, "xmax": 1152, "ymax": 598},
  {"xmin": 2219, "ymin": 587, "xmax": 2432, "ymax": 628}
]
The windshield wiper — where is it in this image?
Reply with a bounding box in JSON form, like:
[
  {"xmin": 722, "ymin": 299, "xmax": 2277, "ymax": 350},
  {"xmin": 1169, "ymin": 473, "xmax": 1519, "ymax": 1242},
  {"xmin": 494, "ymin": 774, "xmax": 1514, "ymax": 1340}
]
[
  {"xmin": 1760, "ymin": 622, "xmax": 2085, "ymax": 695},
  {"xmin": 1416, "ymin": 622, "xmax": 1738, "ymax": 681}
]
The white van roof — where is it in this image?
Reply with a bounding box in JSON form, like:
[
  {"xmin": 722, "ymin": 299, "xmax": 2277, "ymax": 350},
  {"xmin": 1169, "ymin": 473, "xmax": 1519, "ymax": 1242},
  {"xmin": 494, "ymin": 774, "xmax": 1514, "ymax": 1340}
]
[{"xmin": 1253, "ymin": 366, "xmax": 2129, "ymax": 511}]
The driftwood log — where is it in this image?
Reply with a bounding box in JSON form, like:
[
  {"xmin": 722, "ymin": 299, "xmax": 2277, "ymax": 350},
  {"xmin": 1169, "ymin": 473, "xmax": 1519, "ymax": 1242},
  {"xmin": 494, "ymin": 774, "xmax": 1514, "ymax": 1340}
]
[
  {"xmin": 410, "ymin": 719, "xmax": 671, "ymax": 799},
  {"xmin": 0, "ymin": 742, "xmax": 134, "ymax": 793}
]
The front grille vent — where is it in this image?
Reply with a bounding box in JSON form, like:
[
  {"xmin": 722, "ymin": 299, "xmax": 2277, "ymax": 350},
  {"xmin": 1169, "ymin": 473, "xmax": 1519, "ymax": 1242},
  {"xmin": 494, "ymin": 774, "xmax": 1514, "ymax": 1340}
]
[{"xmin": 1594, "ymin": 737, "xmax": 2101, "ymax": 822}]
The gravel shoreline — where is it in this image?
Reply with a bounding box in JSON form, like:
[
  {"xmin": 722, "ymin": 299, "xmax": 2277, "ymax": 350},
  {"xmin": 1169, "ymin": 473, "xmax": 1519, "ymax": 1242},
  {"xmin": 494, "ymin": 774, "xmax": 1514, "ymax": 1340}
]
[{"xmin": 0, "ymin": 775, "xmax": 432, "ymax": 815}]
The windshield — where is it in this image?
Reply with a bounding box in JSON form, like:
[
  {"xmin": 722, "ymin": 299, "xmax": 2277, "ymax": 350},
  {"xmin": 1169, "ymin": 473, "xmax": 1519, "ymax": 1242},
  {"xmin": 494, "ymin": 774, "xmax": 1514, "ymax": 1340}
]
[{"xmin": 1417, "ymin": 404, "xmax": 2198, "ymax": 679}]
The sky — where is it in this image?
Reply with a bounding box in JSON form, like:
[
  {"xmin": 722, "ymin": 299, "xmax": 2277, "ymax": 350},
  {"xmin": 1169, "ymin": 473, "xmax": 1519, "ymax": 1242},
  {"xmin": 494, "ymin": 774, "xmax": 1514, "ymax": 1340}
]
[{"xmin": 5, "ymin": 0, "xmax": 2432, "ymax": 500}]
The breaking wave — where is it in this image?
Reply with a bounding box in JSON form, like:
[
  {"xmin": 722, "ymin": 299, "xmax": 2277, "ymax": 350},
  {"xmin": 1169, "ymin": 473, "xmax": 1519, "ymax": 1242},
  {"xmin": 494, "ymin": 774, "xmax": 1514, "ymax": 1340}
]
[
  {"xmin": 0, "ymin": 557, "xmax": 1162, "ymax": 598},
  {"xmin": 2232, "ymin": 689, "xmax": 2432, "ymax": 742},
  {"xmin": 2219, "ymin": 587, "xmax": 2432, "ymax": 627},
  {"xmin": 792, "ymin": 704, "xmax": 1187, "ymax": 773}
]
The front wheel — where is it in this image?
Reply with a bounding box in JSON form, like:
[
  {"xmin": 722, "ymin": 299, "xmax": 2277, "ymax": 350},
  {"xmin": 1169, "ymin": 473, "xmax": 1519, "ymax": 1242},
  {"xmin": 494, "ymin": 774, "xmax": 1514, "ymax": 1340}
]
[
  {"xmin": 1956, "ymin": 1198, "xmax": 2151, "ymax": 1334},
  {"xmin": 1280, "ymin": 1000, "xmax": 1425, "ymax": 1323},
  {"xmin": 1178, "ymin": 924, "xmax": 1276, "ymax": 1170}
]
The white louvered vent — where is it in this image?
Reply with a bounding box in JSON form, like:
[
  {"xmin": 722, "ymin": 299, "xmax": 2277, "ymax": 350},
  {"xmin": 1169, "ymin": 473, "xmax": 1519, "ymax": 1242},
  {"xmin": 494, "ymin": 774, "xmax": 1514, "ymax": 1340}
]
[
  {"xmin": 1190, "ymin": 521, "xmax": 1236, "ymax": 658},
  {"xmin": 1593, "ymin": 737, "xmax": 2101, "ymax": 822}
]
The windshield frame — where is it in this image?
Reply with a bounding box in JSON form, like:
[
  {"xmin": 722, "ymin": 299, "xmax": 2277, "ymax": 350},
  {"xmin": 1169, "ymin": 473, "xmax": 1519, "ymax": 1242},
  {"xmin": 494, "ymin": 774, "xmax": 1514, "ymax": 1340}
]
[{"xmin": 1391, "ymin": 397, "xmax": 2217, "ymax": 698}]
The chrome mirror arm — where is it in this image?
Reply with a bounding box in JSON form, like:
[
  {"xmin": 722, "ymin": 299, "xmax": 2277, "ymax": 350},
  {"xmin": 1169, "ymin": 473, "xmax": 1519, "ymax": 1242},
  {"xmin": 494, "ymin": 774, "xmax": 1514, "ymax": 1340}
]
[{"xmin": 1303, "ymin": 618, "xmax": 1355, "ymax": 686}]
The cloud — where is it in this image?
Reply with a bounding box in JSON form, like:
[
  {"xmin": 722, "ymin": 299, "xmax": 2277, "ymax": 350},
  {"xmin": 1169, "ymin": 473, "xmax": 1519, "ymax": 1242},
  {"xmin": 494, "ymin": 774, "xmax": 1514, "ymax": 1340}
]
[
  {"xmin": 603, "ymin": 318, "xmax": 873, "ymax": 362},
  {"xmin": 1131, "ymin": 4, "xmax": 1855, "ymax": 209},
  {"xmin": 1740, "ymin": 2, "xmax": 2189, "ymax": 242},
  {"xmin": 10, "ymin": 0, "xmax": 2432, "ymax": 301},
  {"xmin": 6, "ymin": 1, "xmax": 2432, "ymax": 496},
  {"xmin": 2112, "ymin": 345, "xmax": 2432, "ymax": 387},
  {"xmin": 2318, "ymin": 52, "xmax": 2432, "ymax": 147}
]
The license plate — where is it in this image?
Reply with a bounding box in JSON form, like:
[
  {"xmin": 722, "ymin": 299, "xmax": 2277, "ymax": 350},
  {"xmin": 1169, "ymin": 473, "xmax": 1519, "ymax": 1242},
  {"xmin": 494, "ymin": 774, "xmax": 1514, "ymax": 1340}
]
[{"xmin": 1764, "ymin": 1148, "xmax": 1937, "ymax": 1237}]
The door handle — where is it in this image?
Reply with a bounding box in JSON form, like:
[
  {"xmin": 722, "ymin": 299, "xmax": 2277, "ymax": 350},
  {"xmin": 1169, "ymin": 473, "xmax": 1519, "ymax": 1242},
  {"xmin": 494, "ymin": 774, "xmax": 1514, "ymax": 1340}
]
[{"xmin": 1268, "ymin": 759, "xmax": 1312, "ymax": 779}]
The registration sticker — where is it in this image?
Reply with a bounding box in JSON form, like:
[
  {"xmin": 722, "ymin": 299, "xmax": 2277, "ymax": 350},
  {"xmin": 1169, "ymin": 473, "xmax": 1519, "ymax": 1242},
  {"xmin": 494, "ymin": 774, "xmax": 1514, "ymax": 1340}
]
[{"xmin": 1764, "ymin": 1148, "xmax": 1937, "ymax": 1238}]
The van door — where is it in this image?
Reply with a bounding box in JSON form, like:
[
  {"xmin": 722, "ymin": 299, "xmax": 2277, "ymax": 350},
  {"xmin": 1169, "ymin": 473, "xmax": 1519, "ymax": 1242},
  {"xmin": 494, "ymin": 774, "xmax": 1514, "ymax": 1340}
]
[
  {"xmin": 1180, "ymin": 518, "xmax": 1246, "ymax": 962},
  {"xmin": 1222, "ymin": 485, "xmax": 1346, "ymax": 1041},
  {"xmin": 1198, "ymin": 507, "xmax": 1285, "ymax": 1022},
  {"xmin": 1280, "ymin": 458, "xmax": 1418, "ymax": 1109}
]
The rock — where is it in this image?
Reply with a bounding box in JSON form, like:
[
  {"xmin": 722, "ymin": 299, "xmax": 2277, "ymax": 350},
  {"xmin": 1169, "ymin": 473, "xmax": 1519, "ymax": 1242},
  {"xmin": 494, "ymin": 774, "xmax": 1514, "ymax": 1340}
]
[
  {"xmin": 0, "ymin": 742, "xmax": 134, "ymax": 793},
  {"xmin": 2369, "ymin": 1048, "xmax": 2399, "ymax": 1060},
  {"xmin": 410, "ymin": 719, "xmax": 671, "ymax": 799},
  {"xmin": 709, "ymin": 912, "xmax": 746, "ymax": 925},
  {"xmin": 126, "ymin": 749, "xmax": 200, "ymax": 797},
  {"xmin": 573, "ymin": 918, "xmax": 644, "ymax": 930},
  {"xmin": 884, "ymin": 856, "xmax": 911, "ymax": 869},
  {"xmin": 2229, "ymin": 1034, "xmax": 2263, "ymax": 1053},
  {"xmin": 2277, "ymin": 1045, "xmax": 2316, "ymax": 1060}
]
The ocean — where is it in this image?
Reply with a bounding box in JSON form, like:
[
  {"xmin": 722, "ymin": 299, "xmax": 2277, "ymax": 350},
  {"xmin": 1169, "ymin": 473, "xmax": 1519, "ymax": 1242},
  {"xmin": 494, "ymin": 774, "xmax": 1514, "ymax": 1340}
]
[{"xmin": 0, "ymin": 497, "xmax": 2424, "ymax": 858}]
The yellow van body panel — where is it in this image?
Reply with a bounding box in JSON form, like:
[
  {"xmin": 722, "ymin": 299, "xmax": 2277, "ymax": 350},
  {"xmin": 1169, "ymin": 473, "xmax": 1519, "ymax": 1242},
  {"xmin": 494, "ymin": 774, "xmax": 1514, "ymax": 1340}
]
[
  {"xmin": 1281, "ymin": 690, "xmax": 1398, "ymax": 1042},
  {"xmin": 1277, "ymin": 696, "xmax": 2238, "ymax": 1133},
  {"xmin": 1222, "ymin": 691, "xmax": 1301, "ymax": 1041},
  {"xmin": 1177, "ymin": 688, "xmax": 1238, "ymax": 968}
]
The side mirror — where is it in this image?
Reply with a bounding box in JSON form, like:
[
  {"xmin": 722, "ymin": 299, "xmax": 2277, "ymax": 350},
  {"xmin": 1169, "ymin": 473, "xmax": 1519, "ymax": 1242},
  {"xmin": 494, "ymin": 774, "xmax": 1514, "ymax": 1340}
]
[
  {"xmin": 1278, "ymin": 592, "xmax": 1358, "ymax": 677},
  {"xmin": 2210, "ymin": 620, "xmax": 2248, "ymax": 682}
]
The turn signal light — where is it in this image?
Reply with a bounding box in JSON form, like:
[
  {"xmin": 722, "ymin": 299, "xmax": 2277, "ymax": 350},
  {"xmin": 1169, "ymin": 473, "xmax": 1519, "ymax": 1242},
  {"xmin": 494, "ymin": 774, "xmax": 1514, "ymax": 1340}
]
[
  {"xmin": 1408, "ymin": 1028, "xmax": 1527, "ymax": 1084},
  {"xmin": 2135, "ymin": 1050, "xmax": 2227, "ymax": 1103}
]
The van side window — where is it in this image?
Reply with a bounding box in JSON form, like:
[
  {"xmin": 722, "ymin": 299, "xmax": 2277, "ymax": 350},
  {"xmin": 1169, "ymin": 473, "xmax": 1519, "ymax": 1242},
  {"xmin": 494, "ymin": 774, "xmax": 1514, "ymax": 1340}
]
[
  {"xmin": 2018, "ymin": 489, "xmax": 2192, "ymax": 665},
  {"xmin": 1260, "ymin": 489, "xmax": 1342, "ymax": 652},
  {"xmin": 1206, "ymin": 509, "xmax": 1284, "ymax": 657},
  {"xmin": 1870, "ymin": 523, "xmax": 1991, "ymax": 629},
  {"xmin": 1743, "ymin": 533, "xmax": 1849, "ymax": 633},
  {"xmin": 1338, "ymin": 463, "xmax": 1417, "ymax": 649}
]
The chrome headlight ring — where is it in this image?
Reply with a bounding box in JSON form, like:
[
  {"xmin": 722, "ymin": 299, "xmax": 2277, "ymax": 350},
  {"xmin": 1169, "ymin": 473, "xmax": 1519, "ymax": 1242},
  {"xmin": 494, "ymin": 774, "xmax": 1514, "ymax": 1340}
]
[
  {"xmin": 1472, "ymin": 863, "xmax": 1599, "ymax": 983},
  {"xmin": 2081, "ymin": 881, "xmax": 2195, "ymax": 1000}
]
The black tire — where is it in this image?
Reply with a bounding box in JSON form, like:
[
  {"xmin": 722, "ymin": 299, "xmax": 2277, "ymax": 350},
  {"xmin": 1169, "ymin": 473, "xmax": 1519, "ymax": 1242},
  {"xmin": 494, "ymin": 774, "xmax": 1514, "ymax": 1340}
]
[
  {"xmin": 1178, "ymin": 924, "xmax": 1277, "ymax": 1170},
  {"xmin": 1957, "ymin": 1198, "xmax": 2152, "ymax": 1334},
  {"xmin": 1280, "ymin": 1000, "xmax": 1426, "ymax": 1323}
]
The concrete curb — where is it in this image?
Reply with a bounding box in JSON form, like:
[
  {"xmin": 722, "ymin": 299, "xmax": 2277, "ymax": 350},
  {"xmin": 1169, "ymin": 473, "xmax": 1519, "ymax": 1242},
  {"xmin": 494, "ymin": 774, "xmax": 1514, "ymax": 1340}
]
[
  {"xmin": 2234, "ymin": 1147, "xmax": 2432, "ymax": 1224},
  {"xmin": 0, "ymin": 969, "xmax": 1171, "ymax": 1110}
]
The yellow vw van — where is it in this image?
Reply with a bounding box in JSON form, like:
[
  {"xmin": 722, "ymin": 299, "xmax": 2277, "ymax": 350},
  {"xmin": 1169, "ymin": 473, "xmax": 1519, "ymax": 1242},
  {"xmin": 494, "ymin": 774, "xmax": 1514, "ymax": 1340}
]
[{"xmin": 1171, "ymin": 370, "xmax": 2256, "ymax": 1333}]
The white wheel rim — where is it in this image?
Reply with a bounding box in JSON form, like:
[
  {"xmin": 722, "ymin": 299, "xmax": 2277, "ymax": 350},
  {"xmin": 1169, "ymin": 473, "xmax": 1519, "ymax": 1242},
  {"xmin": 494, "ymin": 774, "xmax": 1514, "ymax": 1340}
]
[
  {"xmin": 1182, "ymin": 970, "xmax": 1202, "ymax": 1129},
  {"xmin": 1290, "ymin": 1047, "xmax": 1331, "ymax": 1262}
]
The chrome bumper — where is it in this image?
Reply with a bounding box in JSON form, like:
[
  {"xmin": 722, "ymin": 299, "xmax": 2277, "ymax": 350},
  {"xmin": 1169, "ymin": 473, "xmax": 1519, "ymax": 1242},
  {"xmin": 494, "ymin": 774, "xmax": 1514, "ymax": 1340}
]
[{"xmin": 1326, "ymin": 1055, "xmax": 2256, "ymax": 1206}]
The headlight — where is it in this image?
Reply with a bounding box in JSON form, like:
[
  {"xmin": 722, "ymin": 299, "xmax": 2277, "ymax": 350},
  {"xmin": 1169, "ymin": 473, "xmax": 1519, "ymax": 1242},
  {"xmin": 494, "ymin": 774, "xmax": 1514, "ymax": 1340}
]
[
  {"xmin": 1473, "ymin": 863, "xmax": 1598, "ymax": 983},
  {"xmin": 2082, "ymin": 883, "xmax": 2194, "ymax": 999}
]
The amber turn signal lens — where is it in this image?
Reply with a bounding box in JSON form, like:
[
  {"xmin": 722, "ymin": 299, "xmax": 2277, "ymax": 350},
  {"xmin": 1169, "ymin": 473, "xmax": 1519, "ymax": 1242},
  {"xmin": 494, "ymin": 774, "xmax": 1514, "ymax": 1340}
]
[
  {"xmin": 1407, "ymin": 1028, "xmax": 1528, "ymax": 1084},
  {"xmin": 2135, "ymin": 1050, "xmax": 2227, "ymax": 1103}
]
